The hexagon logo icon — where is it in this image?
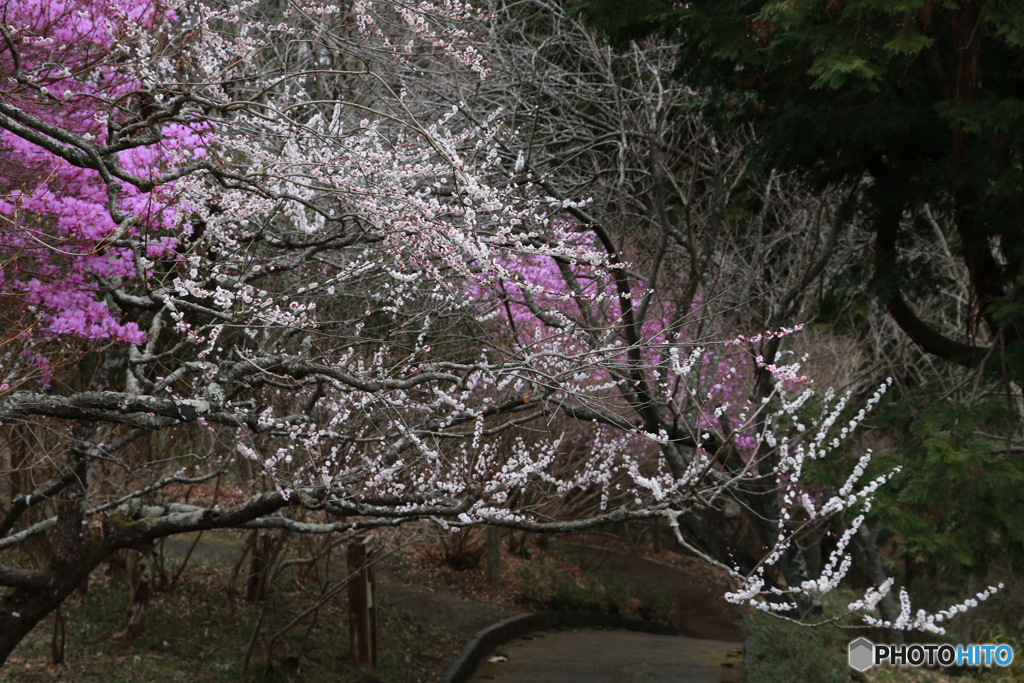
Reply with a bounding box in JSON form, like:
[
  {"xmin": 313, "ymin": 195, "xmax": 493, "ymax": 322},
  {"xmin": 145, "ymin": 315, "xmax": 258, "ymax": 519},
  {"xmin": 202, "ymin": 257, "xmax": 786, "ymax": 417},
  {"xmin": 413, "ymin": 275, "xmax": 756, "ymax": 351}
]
[{"xmin": 849, "ymin": 637, "xmax": 875, "ymax": 672}]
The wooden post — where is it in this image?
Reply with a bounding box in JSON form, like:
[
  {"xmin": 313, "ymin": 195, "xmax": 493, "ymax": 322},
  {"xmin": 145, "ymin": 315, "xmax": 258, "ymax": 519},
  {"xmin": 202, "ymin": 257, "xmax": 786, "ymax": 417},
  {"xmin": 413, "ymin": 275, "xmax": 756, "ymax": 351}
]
[
  {"xmin": 486, "ymin": 526, "xmax": 501, "ymax": 585},
  {"xmin": 347, "ymin": 535, "xmax": 377, "ymax": 667}
]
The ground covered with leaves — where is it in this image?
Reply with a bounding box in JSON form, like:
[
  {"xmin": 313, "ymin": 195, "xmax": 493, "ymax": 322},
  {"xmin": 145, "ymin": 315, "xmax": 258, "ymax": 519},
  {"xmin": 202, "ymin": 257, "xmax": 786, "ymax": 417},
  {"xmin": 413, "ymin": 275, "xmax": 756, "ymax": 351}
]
[
  {"xmin": 3, "ymin": 554, "xmax": 462, "ymax": 682},
  {"xmin": 1, "ymin": 527, "xmax": 698, "ymax": 682}
]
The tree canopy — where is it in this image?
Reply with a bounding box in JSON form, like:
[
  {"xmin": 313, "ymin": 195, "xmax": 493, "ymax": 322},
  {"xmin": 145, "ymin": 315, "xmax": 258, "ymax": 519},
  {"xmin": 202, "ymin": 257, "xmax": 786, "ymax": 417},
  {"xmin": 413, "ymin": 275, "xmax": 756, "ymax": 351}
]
[
  {"xmin": 0, "ymin": 0, "xmax": 1011, "ymax": 668},
  {"xmin": 576, "ymin": 0, "xmax": 1024, "ymax": 378}
]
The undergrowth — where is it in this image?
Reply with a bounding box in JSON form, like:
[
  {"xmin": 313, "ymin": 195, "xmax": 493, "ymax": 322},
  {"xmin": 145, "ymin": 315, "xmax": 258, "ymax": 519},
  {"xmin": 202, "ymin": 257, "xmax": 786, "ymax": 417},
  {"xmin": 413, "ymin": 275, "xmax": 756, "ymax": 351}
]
[
  {"xmin": 746, "ymin": 591, "xmax": 1023, "ymax": 683},
  {"xmin": 2, "ymin": 551, "xmax": 460, "ymax": 683},
  {"xmin": 511, "ymin": 554, "xmax": 675, "ymax": 624}
]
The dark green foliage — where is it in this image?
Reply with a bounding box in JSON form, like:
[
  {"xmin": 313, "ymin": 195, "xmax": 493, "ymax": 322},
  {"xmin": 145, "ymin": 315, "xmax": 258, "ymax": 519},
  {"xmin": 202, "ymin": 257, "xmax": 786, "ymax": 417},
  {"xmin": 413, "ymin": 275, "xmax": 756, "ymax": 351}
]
[
  {"xmin": 576, "ymin": 1, "xmax": 1024, "ymax": 180},
  {"xmin": 872, "ymin": 392, "xmax": 1024, "ymax": 581}
]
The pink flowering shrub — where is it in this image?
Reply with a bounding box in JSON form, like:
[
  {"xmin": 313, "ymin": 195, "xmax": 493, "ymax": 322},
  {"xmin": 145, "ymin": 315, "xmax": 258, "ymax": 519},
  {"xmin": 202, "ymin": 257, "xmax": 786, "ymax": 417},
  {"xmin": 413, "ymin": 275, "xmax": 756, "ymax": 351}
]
[{"xmin": 0, "ymin": 0, "xmax": 204, "ymax": 346}]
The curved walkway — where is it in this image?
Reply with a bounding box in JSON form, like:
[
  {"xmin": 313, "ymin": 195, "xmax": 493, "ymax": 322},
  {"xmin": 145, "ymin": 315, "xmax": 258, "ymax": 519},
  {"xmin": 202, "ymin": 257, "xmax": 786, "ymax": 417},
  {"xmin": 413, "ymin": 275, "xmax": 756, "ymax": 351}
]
[
  {"xmin": 452, "ymin": 538, "xmax": 748, "ymax": 682},
  {"xmin": 468, "ymin": 627, "xmax": 743, "ymax": 682}
]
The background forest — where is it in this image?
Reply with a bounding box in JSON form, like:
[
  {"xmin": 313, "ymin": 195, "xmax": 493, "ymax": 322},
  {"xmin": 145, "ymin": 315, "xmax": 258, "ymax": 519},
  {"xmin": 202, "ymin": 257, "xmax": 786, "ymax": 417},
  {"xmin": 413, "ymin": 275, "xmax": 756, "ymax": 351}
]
[{"xmin": 0, "ymin": 0, "xmax": 1022, "ymax": 679}]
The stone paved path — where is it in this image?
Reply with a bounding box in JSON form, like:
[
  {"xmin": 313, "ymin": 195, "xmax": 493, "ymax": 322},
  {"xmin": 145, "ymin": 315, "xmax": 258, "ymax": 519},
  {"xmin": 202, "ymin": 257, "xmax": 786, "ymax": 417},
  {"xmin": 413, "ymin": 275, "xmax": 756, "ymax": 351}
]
[{"xmin": 468, "ymin": 627, "xmax": 744, "ymax": 682}]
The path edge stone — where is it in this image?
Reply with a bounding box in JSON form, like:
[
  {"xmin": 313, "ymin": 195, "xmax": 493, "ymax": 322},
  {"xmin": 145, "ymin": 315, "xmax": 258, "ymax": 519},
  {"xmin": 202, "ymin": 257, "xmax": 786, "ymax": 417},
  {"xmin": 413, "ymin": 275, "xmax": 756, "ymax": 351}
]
[{"xmin": 440, "ymin": 611, "xmax": 678, "ymax": 683}]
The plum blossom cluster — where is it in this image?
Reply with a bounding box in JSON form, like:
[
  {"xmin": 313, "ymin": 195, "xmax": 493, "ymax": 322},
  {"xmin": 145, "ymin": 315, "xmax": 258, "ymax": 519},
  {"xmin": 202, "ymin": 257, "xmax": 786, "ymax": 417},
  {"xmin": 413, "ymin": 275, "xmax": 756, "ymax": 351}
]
[
  {"xmin": 352, "ymin": 0, "xmax": 490, "ymax": 76},
  {"xmin": 0, "ymin": 0, "xmax": 1006, "ymax": 661},
  {"xmin": 714, "ymin": 374, "xmax": 1003, "ymax": 632},
  {"xmin": 853, "ymin": 583, "xmax": 1005, "ymax": 635}
]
